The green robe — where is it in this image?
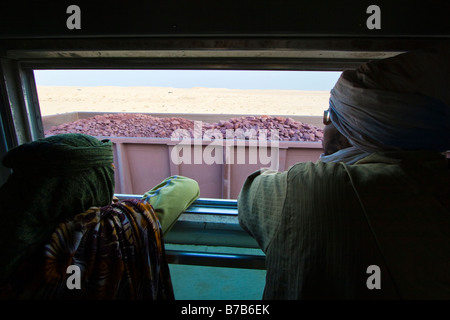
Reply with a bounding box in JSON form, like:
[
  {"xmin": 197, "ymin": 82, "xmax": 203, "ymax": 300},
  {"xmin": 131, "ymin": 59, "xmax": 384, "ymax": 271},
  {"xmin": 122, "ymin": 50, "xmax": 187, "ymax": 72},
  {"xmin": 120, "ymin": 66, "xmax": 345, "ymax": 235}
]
[
  {"xmin": 238, "ymin": 151, "xmax": 450, "ymax": 299},
  {"xmin": 0, "ymin": 133, "xmax": 200, "ymax": 299}
]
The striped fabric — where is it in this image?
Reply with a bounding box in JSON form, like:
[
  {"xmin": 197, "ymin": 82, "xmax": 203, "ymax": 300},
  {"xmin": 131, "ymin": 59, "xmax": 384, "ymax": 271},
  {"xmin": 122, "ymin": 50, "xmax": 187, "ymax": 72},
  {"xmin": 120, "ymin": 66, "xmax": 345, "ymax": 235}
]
[
  {"xmin": 238, "ymin": 151, "xmax": 450, "ymax": 299},
  {"xmin": 0, "ymin": 199, "xmax": 174, "ymax": 300}
]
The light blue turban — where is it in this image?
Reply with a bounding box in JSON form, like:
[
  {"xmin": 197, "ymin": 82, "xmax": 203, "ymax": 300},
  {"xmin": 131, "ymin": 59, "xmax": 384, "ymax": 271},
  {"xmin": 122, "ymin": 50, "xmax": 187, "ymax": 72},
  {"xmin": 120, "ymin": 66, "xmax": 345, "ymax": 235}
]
[{"xmin": 328, "ymin": 47, "xmax": 450, "ymax": 156}]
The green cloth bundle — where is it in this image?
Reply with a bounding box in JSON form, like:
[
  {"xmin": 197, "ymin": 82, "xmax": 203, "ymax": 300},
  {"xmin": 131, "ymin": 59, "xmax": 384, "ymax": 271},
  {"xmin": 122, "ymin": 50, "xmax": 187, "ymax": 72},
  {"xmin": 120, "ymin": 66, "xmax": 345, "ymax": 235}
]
[
  {"xmin": 143, "ymin": 175, "xmax": 200, "ymax": 235},
  {"xmin": 0, "ymin": 134, "xmax": 115, "ymax": 284}
]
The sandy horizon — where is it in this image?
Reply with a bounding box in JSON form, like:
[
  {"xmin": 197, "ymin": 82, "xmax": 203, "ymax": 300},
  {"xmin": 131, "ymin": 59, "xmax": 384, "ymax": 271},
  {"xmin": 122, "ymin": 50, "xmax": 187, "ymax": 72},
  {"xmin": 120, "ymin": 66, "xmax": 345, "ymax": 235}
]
[{"xmin": 36, "ymin": 86, "xmax": 331, "ymax": 117}]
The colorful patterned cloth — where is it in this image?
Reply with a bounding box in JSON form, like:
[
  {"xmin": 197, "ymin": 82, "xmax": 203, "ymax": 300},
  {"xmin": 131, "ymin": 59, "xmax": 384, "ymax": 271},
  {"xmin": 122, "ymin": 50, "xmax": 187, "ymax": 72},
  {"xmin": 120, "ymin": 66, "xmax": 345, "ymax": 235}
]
[{"xmin": 1, "ymin": 199, "xmax": 174, "ymax": 299}]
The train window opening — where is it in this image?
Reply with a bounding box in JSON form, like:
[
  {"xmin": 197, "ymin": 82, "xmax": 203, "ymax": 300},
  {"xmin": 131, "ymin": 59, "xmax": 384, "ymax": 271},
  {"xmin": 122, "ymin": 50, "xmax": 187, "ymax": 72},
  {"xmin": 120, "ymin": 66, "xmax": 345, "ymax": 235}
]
[
  {"xmin": 34, "ymin": 69, "xmax": 340, "ymax": 200},
  {"xmin": 11, "ymin": 68, "xmax": 344, "ymax": 298}
]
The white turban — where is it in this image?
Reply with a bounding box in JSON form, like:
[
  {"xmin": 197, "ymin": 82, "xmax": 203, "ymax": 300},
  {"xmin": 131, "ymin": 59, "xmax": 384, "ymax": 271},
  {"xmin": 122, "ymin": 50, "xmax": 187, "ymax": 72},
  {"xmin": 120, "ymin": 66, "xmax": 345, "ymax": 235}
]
[{"xmin": 327, "ymin": 47, "xmax": 450, "ymax": 160}]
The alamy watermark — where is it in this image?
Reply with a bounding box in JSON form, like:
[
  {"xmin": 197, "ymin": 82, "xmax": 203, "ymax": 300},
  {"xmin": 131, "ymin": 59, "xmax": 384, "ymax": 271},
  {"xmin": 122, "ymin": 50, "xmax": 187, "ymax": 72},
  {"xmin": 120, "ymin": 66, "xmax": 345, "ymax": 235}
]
[
  {"xmin": 66, "ymin": 265, "xmax": 81, "ymax": 290},
  {"xmin": 66, "ymin": 5, "xmax": 381, "ymax": 31},
  {"xmin": 170, "ymin": 121, "xmax": 280, "ymax": 170},
  {"xmin": 366, "ymin": 265, "xmax": 381, "ymax": 290},
  {"xmin": 65, "ymin": 263, "xmax": 382, "ymax": 290}
]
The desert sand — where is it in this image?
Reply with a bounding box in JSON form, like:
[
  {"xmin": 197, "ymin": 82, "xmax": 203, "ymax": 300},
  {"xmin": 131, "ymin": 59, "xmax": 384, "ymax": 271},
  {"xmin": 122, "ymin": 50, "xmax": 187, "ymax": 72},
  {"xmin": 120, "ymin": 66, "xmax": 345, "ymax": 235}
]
[{"xmin": 36, "ymin": 86, "xmax": 330, "ymax": 117}]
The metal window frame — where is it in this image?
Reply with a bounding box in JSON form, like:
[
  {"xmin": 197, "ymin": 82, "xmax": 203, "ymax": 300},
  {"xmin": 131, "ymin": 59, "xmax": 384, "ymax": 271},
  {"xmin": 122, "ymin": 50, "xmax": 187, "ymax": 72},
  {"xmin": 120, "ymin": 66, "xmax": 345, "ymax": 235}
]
[{"xmin": 0, "ymin": 58, "xmax": 45, "ymax": 185}]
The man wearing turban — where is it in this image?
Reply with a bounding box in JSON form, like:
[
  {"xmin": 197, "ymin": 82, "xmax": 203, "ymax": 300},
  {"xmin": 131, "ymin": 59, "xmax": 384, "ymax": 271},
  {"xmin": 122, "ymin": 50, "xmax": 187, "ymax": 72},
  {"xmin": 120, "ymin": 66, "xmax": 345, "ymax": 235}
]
[
  {"xmin": 0, "ymin": 133, "xmax": 200, "ymax": 299},
  {"xmin": 238, "ymin": 48, "xmax": 450, "ymax": 299}
]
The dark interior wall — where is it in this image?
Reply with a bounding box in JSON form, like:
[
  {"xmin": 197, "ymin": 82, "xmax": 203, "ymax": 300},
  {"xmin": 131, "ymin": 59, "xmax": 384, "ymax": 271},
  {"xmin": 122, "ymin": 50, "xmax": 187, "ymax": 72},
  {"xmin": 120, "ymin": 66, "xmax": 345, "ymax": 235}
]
[{"xmin": 1, "ymin": 0, "xmax": 450, "ymax": 39}]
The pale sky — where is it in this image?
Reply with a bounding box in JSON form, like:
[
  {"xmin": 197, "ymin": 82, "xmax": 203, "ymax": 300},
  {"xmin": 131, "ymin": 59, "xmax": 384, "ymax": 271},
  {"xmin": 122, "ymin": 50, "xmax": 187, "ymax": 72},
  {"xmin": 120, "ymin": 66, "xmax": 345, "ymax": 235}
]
[{"xmin": 34, "ymin": 69, "xmax": 341, "ymax": 91}]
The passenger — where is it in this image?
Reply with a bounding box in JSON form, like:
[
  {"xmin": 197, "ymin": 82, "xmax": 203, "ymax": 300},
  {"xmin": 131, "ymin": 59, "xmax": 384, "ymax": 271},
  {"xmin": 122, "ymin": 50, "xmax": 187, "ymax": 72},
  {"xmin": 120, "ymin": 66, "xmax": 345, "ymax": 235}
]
[
  {"xmin": 238, "ymin": 48, "xmax": 450, "ymax": 299},
  {"xmin": 0, "ymin": 133, "xmax": 200, "ymax": 299}
]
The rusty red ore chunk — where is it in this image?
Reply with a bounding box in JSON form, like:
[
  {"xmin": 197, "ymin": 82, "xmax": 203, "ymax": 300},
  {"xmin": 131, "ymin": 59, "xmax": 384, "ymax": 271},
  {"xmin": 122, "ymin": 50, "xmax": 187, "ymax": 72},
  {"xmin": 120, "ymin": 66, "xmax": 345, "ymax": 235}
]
[{"xmin": 45, "ymin": 114, "xmax": 324, "ymax": 142}]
